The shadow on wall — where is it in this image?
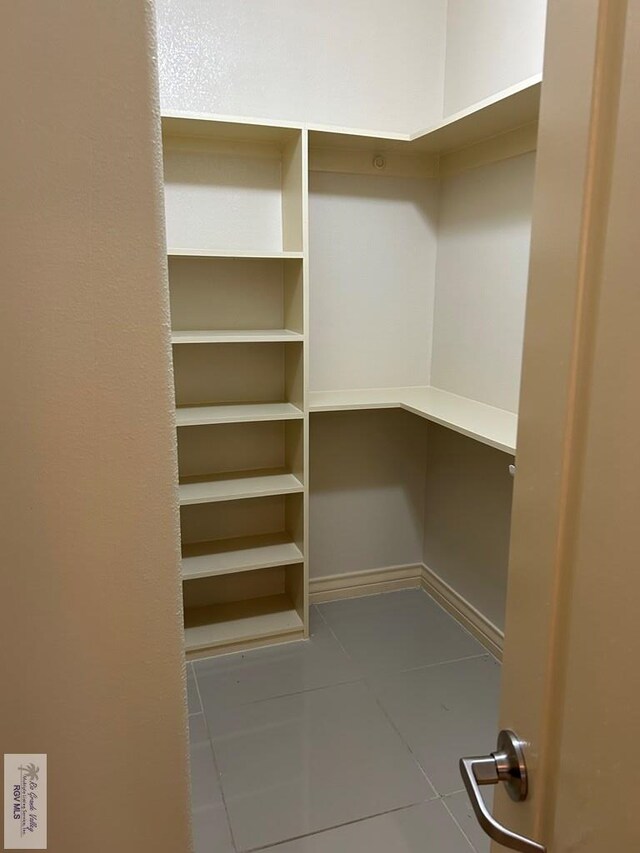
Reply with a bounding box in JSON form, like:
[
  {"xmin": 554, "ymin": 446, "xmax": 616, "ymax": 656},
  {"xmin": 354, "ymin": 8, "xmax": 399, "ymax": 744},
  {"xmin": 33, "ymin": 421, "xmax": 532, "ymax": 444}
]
[
  {"xmin": 423, "ymin": 424, "xmax": 514, "ymax": 630},
  {"xmin": 309, "ymin": 409, "xmax": 428, "ymax": 577}
]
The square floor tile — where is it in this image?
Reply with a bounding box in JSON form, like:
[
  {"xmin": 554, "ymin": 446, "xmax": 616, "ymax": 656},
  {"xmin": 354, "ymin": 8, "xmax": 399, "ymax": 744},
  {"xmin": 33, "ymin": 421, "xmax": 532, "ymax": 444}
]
[
  {"xmin": 318, "ymin": 590, "xmax": 485, "ymax": 674},
  {"xmin": 192, "ymin": 804, "xmax": 235, "ymax": 853},
  {"xmin": 262, "ymin": 801, "xmax": 473, "ymax": 852},
  {"xmin": 443, "ymin": 790, "xmax": 493, "ymax": 853},
  {"xmin": 371, "ymin": 656, "xmax": 501, "ymax": 795},
  {"xmin": 195, "ymin": 607, "xmax": 361, "ymax": 720},
  {"xmin": 208, "ymin": 681, "xmax": 434, "ymax": 851}
]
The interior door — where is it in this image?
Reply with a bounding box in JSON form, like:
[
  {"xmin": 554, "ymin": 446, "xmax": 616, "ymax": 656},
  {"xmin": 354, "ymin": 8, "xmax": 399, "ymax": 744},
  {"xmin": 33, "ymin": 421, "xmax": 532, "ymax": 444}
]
[{"xmin": 459, "ymin": 1, "xmax": 640, "ymax": 850}]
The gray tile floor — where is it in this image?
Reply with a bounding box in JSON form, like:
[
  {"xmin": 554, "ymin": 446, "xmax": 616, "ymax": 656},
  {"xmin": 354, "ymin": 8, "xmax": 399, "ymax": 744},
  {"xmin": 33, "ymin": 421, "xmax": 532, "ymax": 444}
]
[{"xmin": 188, "ymin": 589, "xmax": 500, "ymax": 852}]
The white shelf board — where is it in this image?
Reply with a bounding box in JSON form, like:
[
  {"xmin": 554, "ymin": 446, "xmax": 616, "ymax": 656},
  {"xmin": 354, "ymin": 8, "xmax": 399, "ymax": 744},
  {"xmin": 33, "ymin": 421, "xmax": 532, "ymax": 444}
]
[
  {"xmin": 309, "ymin": 386, "xmax": 517, "ymax": 454},
  {"xmin": 182, "ymin": 532, "xmax": 304, "ymax": 580},
  {"xmin": 162, "ymin": 111, "xmax": 303, "ymax": 145},
  {"xmin": 308, "ymin": 388, "xmax": 404, "ymax": 412},
  {"xmin": 171, "ymin": 329, "xmax": 303, "ymax": 344},
  {"xmin": 176, "ymin": 402, "xmax": 304, "ymax": 427},
  {"xmin": 167, "ymin": 248, "xmax": 304, "ymax": 260},
  {"xmin": 399, "ymin": 387, "xmax": 517, "ymax": 454},
  {"xmin": 184, "ymin": 594, "xmax": 303, "ymax": 653},
  {"xmin": 409, "ymin": 75, "xmax": 541, "ymax": 154},
  {"xmin": 179, "ymin": 469, "xmax": 304, "ymax": 505},
  {"xmin": 307, "ymin": 75, "xmax": 541, "ymax": 156}
]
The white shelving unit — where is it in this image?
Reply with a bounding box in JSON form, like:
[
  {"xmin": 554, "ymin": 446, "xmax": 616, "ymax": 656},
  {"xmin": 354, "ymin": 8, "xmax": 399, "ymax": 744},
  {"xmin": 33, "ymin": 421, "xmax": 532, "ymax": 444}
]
[
  {"xmin": 161, "ymin": 78, "xmax": 537, "ymax": 657},
  {"xmin": 163, "ymin": 113, "xmax": 309, "ymax": 658}
]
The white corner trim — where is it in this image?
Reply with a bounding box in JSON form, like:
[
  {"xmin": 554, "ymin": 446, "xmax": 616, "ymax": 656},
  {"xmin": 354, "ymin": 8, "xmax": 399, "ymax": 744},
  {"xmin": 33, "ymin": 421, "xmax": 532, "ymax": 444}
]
[
  {"xmin": 309, "ymin": 562, "xmax": 504, "ymax": 661},
  {"xmin": 420, "ymin": 563, "xmax": 504, "ymax": 660},
  {"xmin": 309, "ymin": 563, "xmax": 422, "ymax": 603}
]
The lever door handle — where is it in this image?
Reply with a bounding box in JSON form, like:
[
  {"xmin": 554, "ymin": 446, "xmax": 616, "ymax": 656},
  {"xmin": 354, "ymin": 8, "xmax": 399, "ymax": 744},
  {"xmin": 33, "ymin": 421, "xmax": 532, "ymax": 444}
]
[{"xmin": 459, "ymin": 730, "xmax": 546, "ymax": 853}]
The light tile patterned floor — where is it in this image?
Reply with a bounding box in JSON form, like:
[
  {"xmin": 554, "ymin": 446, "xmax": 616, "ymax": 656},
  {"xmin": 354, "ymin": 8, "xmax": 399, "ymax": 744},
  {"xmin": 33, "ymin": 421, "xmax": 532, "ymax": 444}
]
[{"xmin": 188, "ymin": 589, "xmax": 500, "ymax": 852}]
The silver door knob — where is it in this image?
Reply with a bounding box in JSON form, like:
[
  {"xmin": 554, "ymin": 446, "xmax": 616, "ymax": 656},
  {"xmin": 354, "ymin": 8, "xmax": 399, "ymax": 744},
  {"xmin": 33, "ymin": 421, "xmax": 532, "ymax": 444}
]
[{"xmin": 459, "ymin": 729, "xmax": 546, "ymax": 853}]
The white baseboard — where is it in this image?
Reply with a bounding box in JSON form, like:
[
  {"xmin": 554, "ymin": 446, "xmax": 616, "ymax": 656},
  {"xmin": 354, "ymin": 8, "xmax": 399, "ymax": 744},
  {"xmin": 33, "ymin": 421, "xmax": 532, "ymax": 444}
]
[
  {"xmin": 309, "ymin": 563, "xmax": 422, "ymax": 603},
  {"xmin": 420, "ymin": 564, "xmax": 504, "ymax": 660},
  {"xmin": 309, "ymin": 562, "xmax": 504, "ymax": 660}
]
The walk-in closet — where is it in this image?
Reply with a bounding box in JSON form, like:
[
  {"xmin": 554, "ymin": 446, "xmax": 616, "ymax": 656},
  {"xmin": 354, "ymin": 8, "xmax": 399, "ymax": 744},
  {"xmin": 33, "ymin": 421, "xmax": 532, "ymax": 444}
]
[{"xmin": 158, "ymin": 2, "xmax": 547, "ymax": 850}]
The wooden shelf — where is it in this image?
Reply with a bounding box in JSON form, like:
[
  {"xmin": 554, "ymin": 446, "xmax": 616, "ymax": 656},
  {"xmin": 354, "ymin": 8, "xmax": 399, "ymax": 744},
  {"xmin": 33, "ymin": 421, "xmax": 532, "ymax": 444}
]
[
  {"xmin": 167, "ymin": 248, "xmax": 303, "ymax": 259},
  {"xmin": 179, "ymin": 469, "xmax": 304, "ymax": 505},
  {"xmin": 182, "ymin": 532, "xmax": 303, "ymax": 580},
  {"xmin": 171, "ymin": 329, "xmax": 303, "ymax": 344},
  {"xmin": 309, "ymin": 386, "xmax": 517, "ymax": 455},
  {"xmin": 183, "ymin": 594, "xmax": 303, "ymax": 654},
  {"xmin": 176, "ymin": 402, "xmax": 304, "ymax": 427}
]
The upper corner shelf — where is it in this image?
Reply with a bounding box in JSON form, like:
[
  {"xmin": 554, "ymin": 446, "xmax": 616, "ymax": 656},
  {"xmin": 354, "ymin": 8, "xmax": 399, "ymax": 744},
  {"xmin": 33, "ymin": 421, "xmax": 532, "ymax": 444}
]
[
  {"xmin": 307, "ymin": 75, "xmax": 541, "ymax": 157},
  {"xmin": 161, "ymin": 111, "xmax": 303, "ymax": 146},
  {"xmin": 308, "ymin": 387, "xmax": 517, "ymax": 455}
]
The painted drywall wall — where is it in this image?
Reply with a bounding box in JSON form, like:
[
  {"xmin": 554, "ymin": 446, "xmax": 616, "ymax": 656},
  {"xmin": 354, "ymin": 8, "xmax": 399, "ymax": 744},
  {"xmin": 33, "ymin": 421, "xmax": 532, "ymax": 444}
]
[
  {"xmin": 443, "ymin": 0, "xmax": 548, "ymax": 115},
  {"xmin": 423, "ymin": 427, "xmax": 514, "ymax": 631},
  {"xmin": 309, "ymin": 173, "xmax": 439, "ymax": 392},
  {"xmin": 0, "ymin": 3, "xmax": 191, "ymax": 853},
  {"xmin": 310, "ymin": 410, "xmax": 427, "ymax": 578},
  {"xmin": 430, "ymin": 153, "xmax": 536, "ymax": 413},
  {"xmin": 156, "ymin": 0, "xmax": 447, "ymax": 130}
]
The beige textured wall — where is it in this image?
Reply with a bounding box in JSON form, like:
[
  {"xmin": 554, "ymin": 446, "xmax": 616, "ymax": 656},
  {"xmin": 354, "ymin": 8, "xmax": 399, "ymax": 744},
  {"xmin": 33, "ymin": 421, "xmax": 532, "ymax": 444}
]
[{"xmin": 0, "ymin": 3, "xmax": 191, "ymax": 852}]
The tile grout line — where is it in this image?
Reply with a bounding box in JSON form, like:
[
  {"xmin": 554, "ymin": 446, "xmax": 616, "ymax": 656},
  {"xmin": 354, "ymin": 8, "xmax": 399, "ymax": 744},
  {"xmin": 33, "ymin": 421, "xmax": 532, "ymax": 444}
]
[
  {"xmin": 389, "ymin": 650, "xmax": 491, "ymax": 677},
  {"xmin": 362, "ymin": 675, "xmax": 440, "ymax": 799},
  {"xmin": 187, "ymin": 662, "xmax": 203, "ymax": 717},
  {"xmin": 315, "ymin": 602, "xmax": 443, "ymax": 801},
  {"xmin": 191, "ymin": 661, "xmax": 205, "ymax": 716},
  {"xmin": 316, "ymin": 596, "xmax": 495, "ymax": 808},
  {"xmin": 191, "ymin": 665, "xmax": 240, "ymax": 853},
  {"xmin": 440, "ymin": 794, "xmax": 479, "ymax": 852},
  {"xmin": 193, "ymin": 594, "xmax": 497, "ymax": 852},
  {"xmin": 242, "ymin": 799, "xmax": 444, "ymax": 853},
  {"xmin": 195, "ymin": 600, "xmax": 489, "ymax": 718}
]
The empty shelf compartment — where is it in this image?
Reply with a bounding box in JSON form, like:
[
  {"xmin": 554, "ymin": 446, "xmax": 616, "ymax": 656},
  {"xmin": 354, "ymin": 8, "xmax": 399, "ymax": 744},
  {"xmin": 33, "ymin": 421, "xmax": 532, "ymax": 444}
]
[
  {"xmin": 182, "ymin": 562, "xmax": 304, "ymax": 656},
  {"xmin": 184, "ymin": 595, "xmax": 303, "ymax": 654}
]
